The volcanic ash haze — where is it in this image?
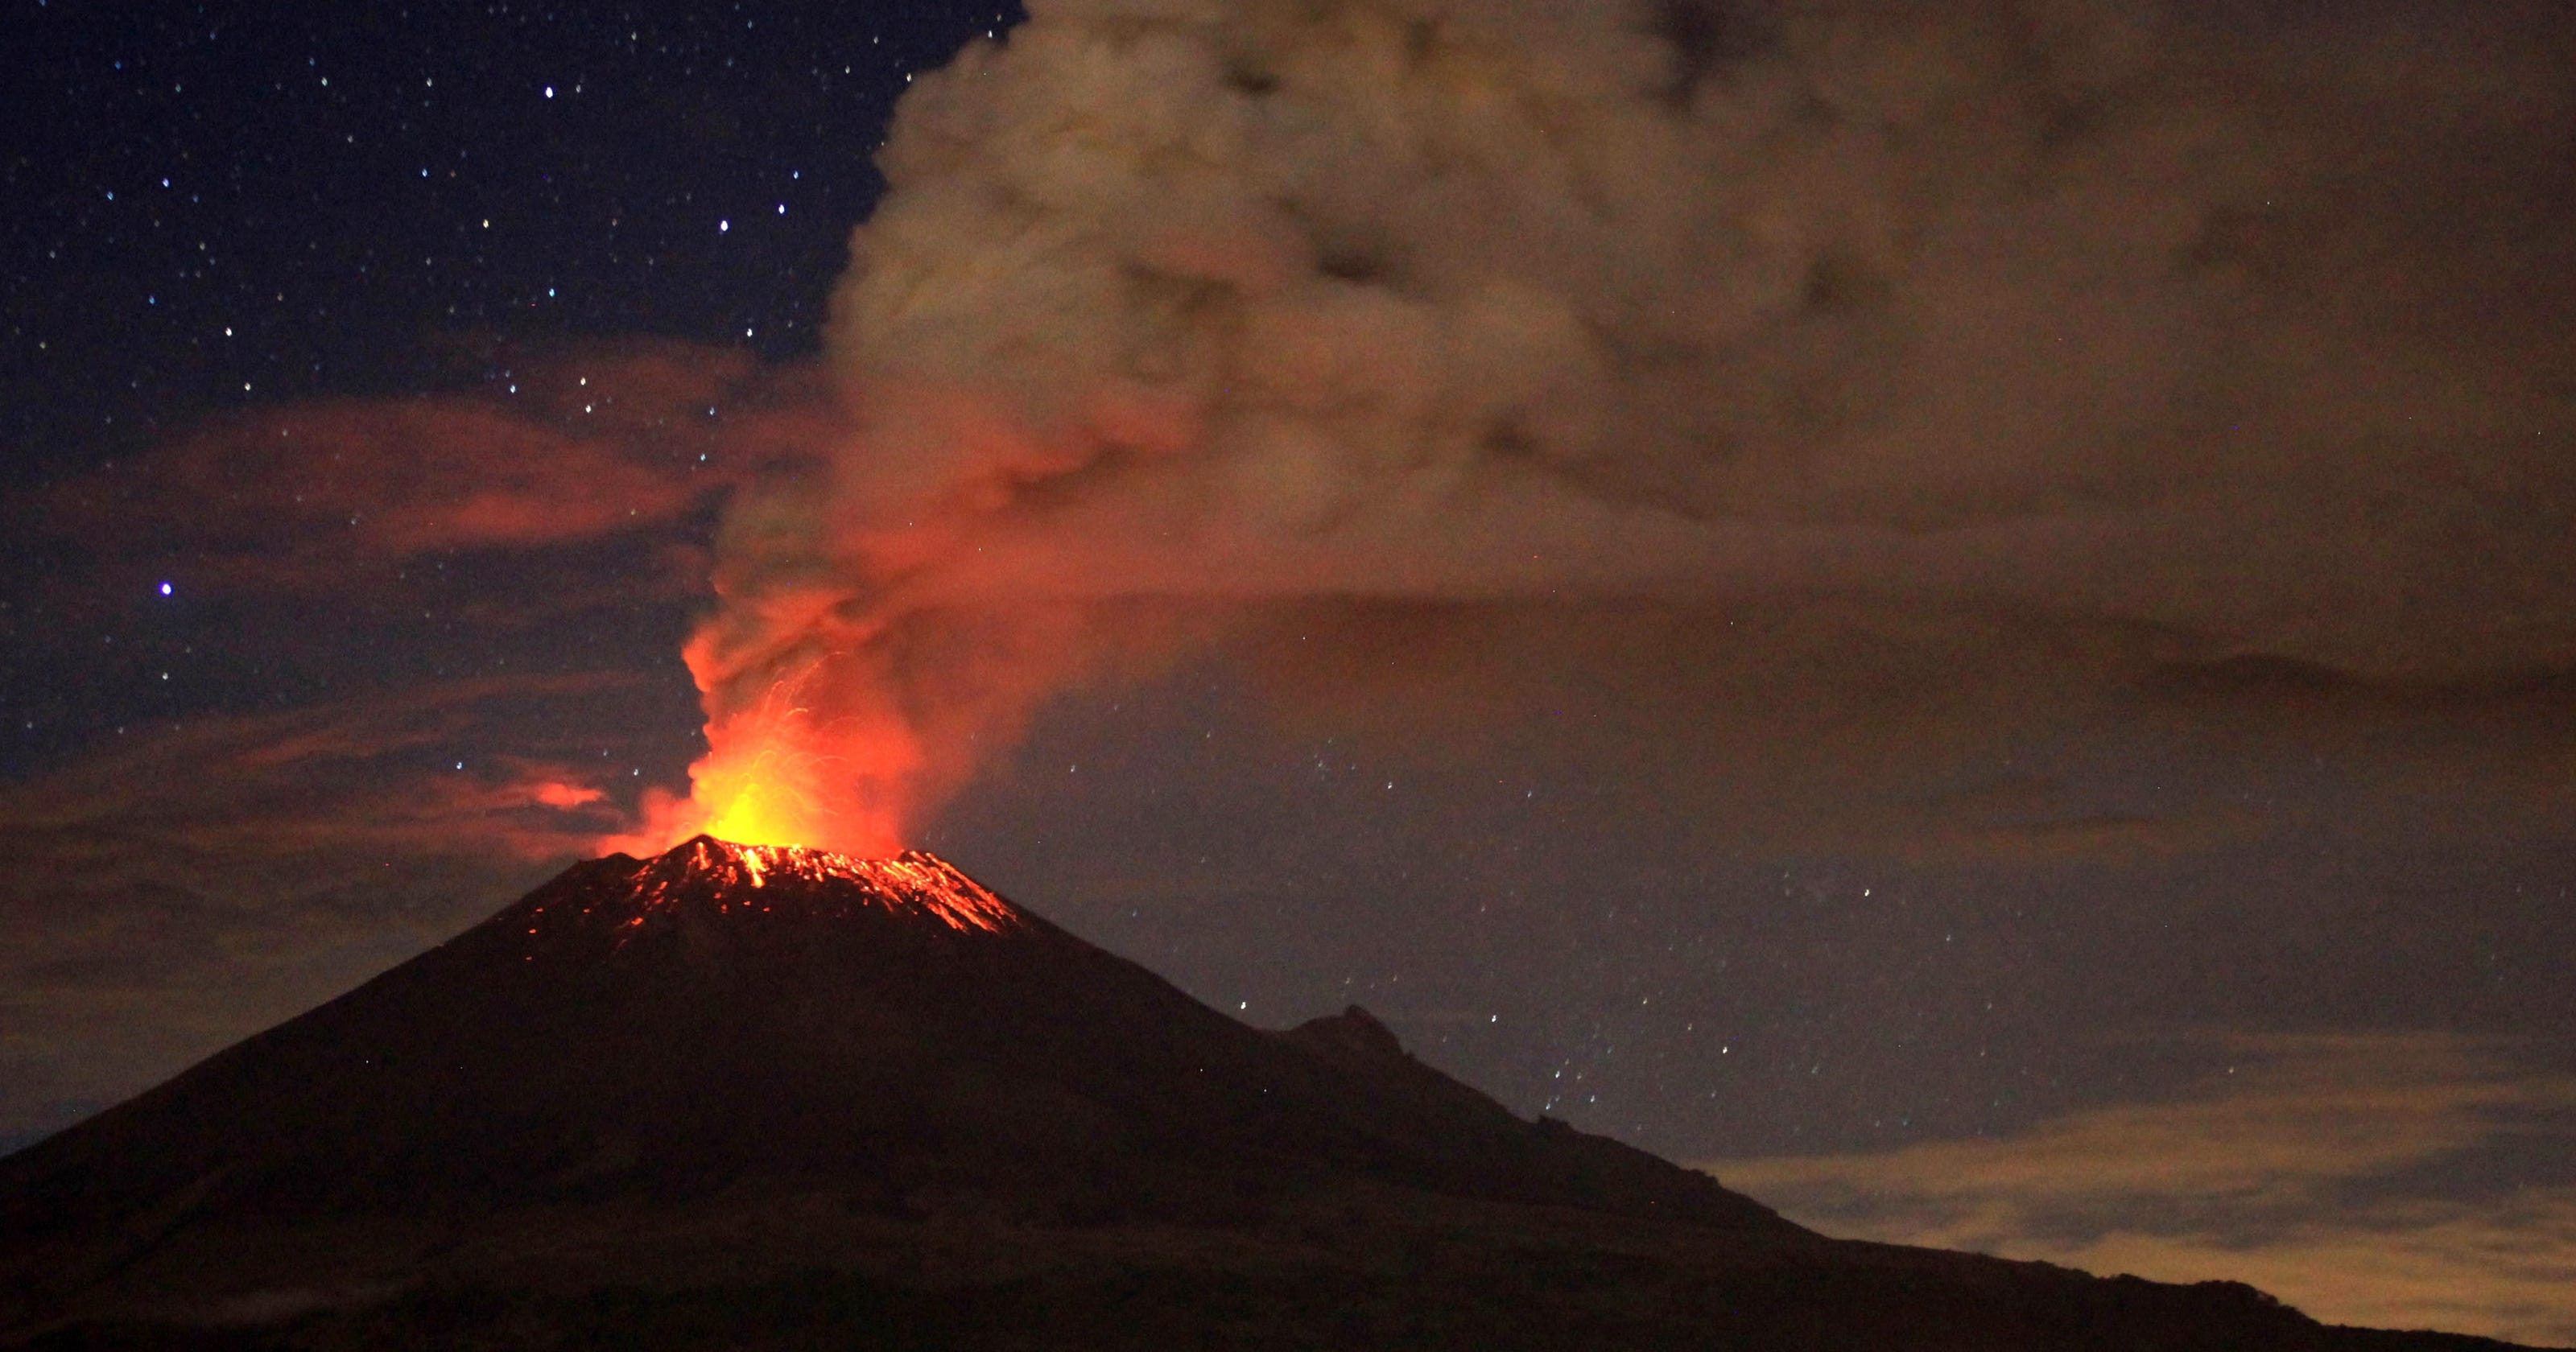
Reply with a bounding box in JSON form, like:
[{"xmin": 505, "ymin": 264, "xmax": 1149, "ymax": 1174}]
[{"xmin": 652, "ymin": 0, "xmax": 2576, "ymax": 851}]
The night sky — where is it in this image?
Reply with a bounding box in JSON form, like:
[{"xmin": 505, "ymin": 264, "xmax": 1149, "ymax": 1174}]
[{"xmin": 6, "ymin": 0, "xmax": 2575, "ymax": 1342}]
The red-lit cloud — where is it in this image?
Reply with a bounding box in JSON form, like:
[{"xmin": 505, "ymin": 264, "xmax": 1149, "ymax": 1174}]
[
  {"xmin": 28, "ymin": 339, "xmax": 821, "ymax": 599},
  {"xmin": 522, "ymin": 778, "xmax": 608, "ymax": 810},
  {"xmin": 0, "ymin": 675, "xmax": 642, "ymax": 864}
]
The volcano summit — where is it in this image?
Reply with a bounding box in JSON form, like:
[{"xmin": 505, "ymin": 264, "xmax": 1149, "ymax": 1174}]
[{"xmin": 0, "ymin": 840, "xmax": 2549, "ymax": 1349}]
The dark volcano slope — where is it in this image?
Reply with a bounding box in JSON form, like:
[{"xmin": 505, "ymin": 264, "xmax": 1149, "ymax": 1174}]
[
  {"xmin": 0, "ymin": 842, "xmax": 1780, "ymax": 1290},
  {"xmin": 0, "ymin": 839, "xmax": 2555, "ymax": 1351}
]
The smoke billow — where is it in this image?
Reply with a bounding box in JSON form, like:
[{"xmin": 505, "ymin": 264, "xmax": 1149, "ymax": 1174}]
[{"xmin": 663, "ymin": 0, "xmax": 2576, "ymax": 851}]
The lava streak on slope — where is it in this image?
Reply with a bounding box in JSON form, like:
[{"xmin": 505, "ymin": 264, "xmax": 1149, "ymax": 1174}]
[{"xmin": 521, "ymin": 835, "xmax": 1026, "ymax": 950}]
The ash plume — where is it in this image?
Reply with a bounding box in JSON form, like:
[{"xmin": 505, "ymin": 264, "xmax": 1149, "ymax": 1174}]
[{"xmin": 667, "ymin": 0, "xmax": 2576, "ymax": 851}]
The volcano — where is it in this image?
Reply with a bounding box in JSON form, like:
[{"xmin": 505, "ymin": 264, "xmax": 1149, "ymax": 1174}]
[{"xmin": 0, "ymin": 839, "xmax": 2549, "ymax": 1350}]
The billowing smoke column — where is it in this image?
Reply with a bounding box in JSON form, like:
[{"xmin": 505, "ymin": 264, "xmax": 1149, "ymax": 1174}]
[{"xmin": 646, "ymin": 0, "xmax": 2576, "ymax": 851}]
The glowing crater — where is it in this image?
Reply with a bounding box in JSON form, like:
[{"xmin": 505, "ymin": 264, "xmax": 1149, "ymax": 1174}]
[{"xmin": 593, "ymin": 835, "xmax": 1025, "ymax": 935}]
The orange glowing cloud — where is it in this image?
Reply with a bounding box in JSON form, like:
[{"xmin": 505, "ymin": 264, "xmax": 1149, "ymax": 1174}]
[{"xmin": 522, "ymin": 778, "xmax": 609, "ymax": 810}]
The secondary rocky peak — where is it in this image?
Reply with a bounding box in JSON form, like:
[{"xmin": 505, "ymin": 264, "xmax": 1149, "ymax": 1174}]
[{"xmin": 1284, "ymin": 1004, "xmax": 1409, "ymax": 1061}]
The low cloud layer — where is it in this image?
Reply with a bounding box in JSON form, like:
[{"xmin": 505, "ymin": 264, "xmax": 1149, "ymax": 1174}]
[
  {"xmin": 1709, "ymin": 1033, "xmax": 2576, "ymax": 1344},
  {"xmin": 0, "ymin": 674, "xmax": 682, "ymax": 1149}
]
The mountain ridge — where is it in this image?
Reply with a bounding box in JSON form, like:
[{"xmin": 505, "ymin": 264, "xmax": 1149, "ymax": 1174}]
[{"xmin": 0, "ymin": 839, "xmax": 2553, "ymax": 1350}]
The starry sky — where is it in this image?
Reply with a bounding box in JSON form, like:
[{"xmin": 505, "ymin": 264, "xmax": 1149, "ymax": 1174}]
[{"xmin": 6, "ymin": 0, "xmax": 2576, "ymax": 1342}]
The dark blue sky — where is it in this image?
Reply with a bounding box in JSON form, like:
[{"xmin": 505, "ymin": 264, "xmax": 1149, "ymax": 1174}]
[{"xmin": 5, "ymin": 2, "xmax": 2575, "ymax": 1338}]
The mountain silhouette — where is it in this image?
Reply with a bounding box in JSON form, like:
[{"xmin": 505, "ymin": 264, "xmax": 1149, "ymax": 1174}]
[{"xmin": 0, "ymin": 839, "xmax": 2553, "ymax": 1350}]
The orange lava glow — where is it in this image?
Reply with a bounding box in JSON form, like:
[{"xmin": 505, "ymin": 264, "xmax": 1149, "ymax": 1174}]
[
  {"xmin": 687, "ymin": 715, "xmax": 897, "ymax": 854},
  {"xmin": 597, "ymin": 622, "xmax": 933, "ymax": 855}
]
